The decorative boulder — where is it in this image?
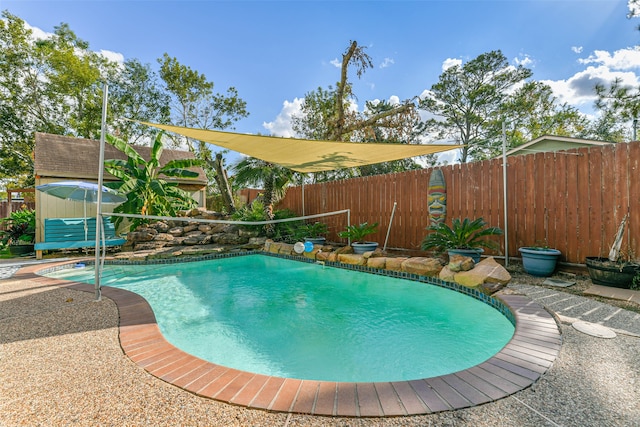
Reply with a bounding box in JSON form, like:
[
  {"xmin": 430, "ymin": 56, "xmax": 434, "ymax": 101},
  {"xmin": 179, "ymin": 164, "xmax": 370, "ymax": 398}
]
[
  {"xmin": 367, "ymin": 257, "xmax": 387, "ymax": 269},
  {"xmin": 151, "ymin": 221, "xmax": 170, "ymax": 233},
  {"xmin": 154, "ymin": 233, "xmax": 174, "ymax": 242},
  {"xmin": 385, "ymin": 257, "xmax": 408, "ymax": 272},
  {"xmin": 337, "ymin": 253, "xmax": 367, "ymax": 266},
  {"xmin": 198, "ymin": 224, "xmax": 212, "ymax": 233},
  {"xmin": 127, "ymin": 227, "xmax": 157, "ymax": 242},
  {"xmin": 278, "ymin": 243, "xmax": 295, "ymax": 255},
  {"xmin": 401, "ymin": 257, "xmax": 443, "ymax": 277},
  {"xmin": 183, "ymin": 224, "xmax": 199, "ymax": 233},
  {"xmin": 438, "ymin": 265, "xmax": 456, "ymax": 282},
  {"xmin": 168, "ymin": 227, "xmax": 184, "ymax": 237},
  {"xmin": 452, "ymin": 257, "xmax": 511, "ymax": 293},
  {"xmin": 447, "ymin": 254, "xmax": 475, "ymax": 272},
  {"xmin": 316, "ymin": 250, "xmax": 331, "ymax": 262}
]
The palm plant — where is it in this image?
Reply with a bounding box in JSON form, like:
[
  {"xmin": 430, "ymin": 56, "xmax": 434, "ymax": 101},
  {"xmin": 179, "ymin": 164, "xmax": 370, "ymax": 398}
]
[
  {"xmin": 104, "ymin": 132, "xmax": 204, "ymax": 231},
  {"xmin": 232, "ymin": 156, "xmax": 296, "ymax": 236},
  {"xmin": 338, "ymin": 222, "xmax": 379, "ymax": 244},
  {"xmin": 421, "ymin": 217, "xmax": 503, "ymax": 252}
]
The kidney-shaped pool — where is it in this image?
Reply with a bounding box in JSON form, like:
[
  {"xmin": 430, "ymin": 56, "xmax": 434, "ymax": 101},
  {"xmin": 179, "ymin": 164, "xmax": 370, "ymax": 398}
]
[{"xmin": 47, "ymin": 254, "xmax": 515, "ymax": 383}]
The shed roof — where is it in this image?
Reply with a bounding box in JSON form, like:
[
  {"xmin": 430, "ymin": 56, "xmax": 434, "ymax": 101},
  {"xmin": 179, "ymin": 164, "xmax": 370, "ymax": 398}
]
[
  {"xmin": 504, "ymin": 135, "xmax": 613, "ymax": 157},
  {"xmin": 34, "ymin": 133, "xmax": 207, "ymax": 186}
]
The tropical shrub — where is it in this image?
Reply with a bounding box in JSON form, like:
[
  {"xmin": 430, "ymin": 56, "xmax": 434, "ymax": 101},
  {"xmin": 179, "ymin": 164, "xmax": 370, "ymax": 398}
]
[
  {"xmin": 0, "ymin": 208, "xmax": 36, "ymax": 246},
  {"xmin": 231, "ymin": 202, "xmax": 299, "ymax": 239},
  {"xmin": 421, "ymin": 217, "xmax": 503, "ymax": 252},
  {"xmin": 338, "ymin": 222, "xmax": 379, "ymax": 244},
  {"xmin": 104, "ymin": 132, "xmax": 204, "ymax": 231}
]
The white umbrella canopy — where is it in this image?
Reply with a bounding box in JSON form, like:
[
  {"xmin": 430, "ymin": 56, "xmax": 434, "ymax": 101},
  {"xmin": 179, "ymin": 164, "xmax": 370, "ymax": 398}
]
[
  {"xmin": 36, "ymin": 181, "xmax": 126, "ymax": 204},
  {"xmin": 36, "ymin": 181, "xmax": 126, "ymax": 240}
]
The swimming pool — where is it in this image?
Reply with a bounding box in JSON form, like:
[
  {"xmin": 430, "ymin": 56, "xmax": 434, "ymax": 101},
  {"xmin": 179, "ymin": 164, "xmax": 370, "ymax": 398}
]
[{"xmin": 47, "ymin": 254, "xmax": 514, "ymax": 382}]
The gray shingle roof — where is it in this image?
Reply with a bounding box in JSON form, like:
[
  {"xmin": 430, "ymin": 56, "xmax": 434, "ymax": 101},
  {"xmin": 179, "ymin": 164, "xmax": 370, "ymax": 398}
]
[{"xmin": 34, "ymin": 133, "xmax": 207, "ymax": 186}]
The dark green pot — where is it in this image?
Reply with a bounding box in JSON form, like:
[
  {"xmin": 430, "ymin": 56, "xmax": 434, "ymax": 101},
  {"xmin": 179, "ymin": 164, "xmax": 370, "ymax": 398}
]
[
  {"xmin": 9, "ymin": 244, "xmax": 34, "ymax": 256},
  {"xmin": 585, "ymin": 257, "xmax": 640, "ymax": 289}
]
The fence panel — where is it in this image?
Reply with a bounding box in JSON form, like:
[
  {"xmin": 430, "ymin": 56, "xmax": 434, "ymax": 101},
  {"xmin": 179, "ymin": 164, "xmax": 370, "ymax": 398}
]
[{"xmin": 276, "ymin": 141, "xmax": 640, "ymax": 264}]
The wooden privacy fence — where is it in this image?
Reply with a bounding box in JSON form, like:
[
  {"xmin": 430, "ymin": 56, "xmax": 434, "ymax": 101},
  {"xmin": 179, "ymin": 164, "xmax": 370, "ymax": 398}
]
[
  {"xmin": 277, "ymin": 141, "xmax": 640, "ymax": 265},
  {"xmin": 0, "ymin": 201, "xmax": 36, "ymax": 229}
]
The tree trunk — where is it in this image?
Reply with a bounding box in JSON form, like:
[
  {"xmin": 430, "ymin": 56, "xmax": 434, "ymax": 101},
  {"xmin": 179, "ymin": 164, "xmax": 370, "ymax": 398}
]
[
  {"xmin": 213, "ymin": 153, "xmax": 236, "ymax": 214},
  {"xmin": 263, "ymin": 172, "xmax": 275, "ymax": 237}
]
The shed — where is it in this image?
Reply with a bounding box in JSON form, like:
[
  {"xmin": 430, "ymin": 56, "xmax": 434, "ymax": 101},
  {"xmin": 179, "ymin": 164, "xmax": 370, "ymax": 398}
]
[
  {"xmin": 504, "ymin": 135, "xmax": 613, "ymax": 157},
  {"xmin": 33, "ymin": 133, "xmax": 207, "ymax": 244}
]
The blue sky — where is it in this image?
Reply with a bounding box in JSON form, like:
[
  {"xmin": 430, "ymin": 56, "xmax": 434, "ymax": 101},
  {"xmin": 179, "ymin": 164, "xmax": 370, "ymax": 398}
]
[{"xmin": 2, "ymin": 0, "xmax": 640, "ymax": 140}]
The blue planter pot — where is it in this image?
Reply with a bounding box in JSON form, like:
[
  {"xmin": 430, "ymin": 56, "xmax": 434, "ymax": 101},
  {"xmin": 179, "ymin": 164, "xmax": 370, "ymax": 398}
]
[
  {"xmin": 519, "ymin": 247, "xmax": 561, "ymax": 277},
  {"xmin": 352, "ymin": 242, "xmax": 378, "ymax": 254},
  {"xmin": 448, "ymin": 248, "xmax": 483, "ymax": 263},
  {"xmin": 304, "ymin": 237, "xmax": 326, "ymax": 245}
]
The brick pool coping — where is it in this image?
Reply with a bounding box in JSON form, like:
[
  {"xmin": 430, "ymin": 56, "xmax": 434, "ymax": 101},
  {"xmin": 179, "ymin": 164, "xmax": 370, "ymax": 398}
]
[{"xmin": 29, "ymin": 259, "xmax": 562, "ymax": 417}]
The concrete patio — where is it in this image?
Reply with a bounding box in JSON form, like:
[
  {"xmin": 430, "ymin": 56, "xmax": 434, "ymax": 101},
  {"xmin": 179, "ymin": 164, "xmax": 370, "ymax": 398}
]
[{"xmin": 1, "ymin": 258, "xmax": 639, "ymax": 426}]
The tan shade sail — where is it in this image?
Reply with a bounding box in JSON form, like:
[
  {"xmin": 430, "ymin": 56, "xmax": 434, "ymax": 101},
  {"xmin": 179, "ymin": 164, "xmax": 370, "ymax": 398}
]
[{"xmin": 140, "ymin": 121, "xmax": 460, "ymax": 173}]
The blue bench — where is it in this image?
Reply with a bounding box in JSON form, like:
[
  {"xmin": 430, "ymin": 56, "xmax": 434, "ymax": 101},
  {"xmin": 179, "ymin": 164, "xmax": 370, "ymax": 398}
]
[{"xmin": 35, "ymin": 217, "xmax": 126, "ymax": 258}]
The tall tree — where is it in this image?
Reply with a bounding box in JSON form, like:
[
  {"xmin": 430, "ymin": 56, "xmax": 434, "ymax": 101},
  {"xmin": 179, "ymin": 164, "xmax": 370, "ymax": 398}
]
[
  {"xmin": 488, "ymin": 81, "xmax": 590, "ymax": 155},
  {"xmin": 158, "ymin": 53, "xmax": 249, "ymax": 212},
  {"xmin": 35, "ymin": 22, "xmax": 106, "ymax": 139},
  {"xmin": 595, "ymin": 77, "xmax": 640, "ymax": 140},
  {"xmin": 292, "ymin": 40, "xmax": 421, "ymax": 182},
  {"xmin": 0, "ymin": 12, "xmax": 106, "ymax": 183},
  {"xmin": 108, "ymin": 59, "xmax": 172, "ymax": 145},
  {"xmin": 418, "ymin": 50, "xmax": 532, "ymax": 162},
  {"xmin": 0, "ymin": 12, "xmax": 33, "ymax": 183}
]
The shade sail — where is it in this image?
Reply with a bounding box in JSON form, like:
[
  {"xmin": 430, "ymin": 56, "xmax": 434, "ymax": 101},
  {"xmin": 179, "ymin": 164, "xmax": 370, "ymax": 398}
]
[{"xmin": 140, "ymin": 121, "xmax": 460, "ymax": 173}]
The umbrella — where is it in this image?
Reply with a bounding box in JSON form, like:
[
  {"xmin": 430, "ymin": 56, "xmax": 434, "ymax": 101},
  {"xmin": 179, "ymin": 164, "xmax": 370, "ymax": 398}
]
[{"xmin": 36, "ymin": 181, "xmax": 126, "ymax": 240}]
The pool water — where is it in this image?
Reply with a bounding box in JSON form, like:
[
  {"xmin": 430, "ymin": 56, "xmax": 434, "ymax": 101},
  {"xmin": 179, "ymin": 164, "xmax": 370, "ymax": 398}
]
[{"xmin": 48, "ymin": 255, "xmax": 515, "ymax": 382}]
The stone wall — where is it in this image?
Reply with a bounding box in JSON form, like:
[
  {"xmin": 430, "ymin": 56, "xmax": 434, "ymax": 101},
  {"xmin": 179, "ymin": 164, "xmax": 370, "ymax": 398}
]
[
  {"xmin": 116, "ymin": 211, "xmax": 511, "ymax": 295},
  {"xmin": 265, "ymin": 240, "xmax": 512, "ymax": 295}
]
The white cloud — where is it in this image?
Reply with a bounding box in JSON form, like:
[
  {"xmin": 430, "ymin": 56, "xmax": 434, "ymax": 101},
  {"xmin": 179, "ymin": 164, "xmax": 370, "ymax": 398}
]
[
  {"xmin": 542, "ymin": 65, "xmax": 640, "ymax": 110},
  {"xmin": 572, "ymin": 46, "xmax": 584, "ymax": 54},
  {"xmin": 262, "ymin": 98, "xmax": 304, "ymax": 137},
  {"xmin": 578, "ymin": 47, "xmax": 640, "ymax": 70},
  {"xmin": 629, "ymin": 0, "xmax": 640, "ymax": 17},
  {"xmin": 24, "ymin": 22, "xmax": 52, "ymax": 41},
  {"xmin": 442, "ymin": 58, "xmax": 461, "ymax": 71},
  {"xmin": 330, "ymin": 58, "xmax": 341, "ymax": 68},
  {"xmin": 99, "ymin": 49, "xmax": 125, "ymax": 65},
  {"xmin": 380, "ymin": 57, "xmax": 394, "ymax": 68},
  {"xmin": 22, "ymin": 20, "xmax": 125, "ymax": 66},
  {"xmin": 514, "ymin": 54, "xmax": 533, "ymax": 67}
]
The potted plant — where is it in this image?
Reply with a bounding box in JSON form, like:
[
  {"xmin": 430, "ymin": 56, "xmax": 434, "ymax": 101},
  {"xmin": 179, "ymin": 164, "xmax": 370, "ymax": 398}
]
[
  {"xmin": 301, "ymin": 222, "xmax": 328, "ymax": 245},
  {"xmin": 0, "ymin": 208, "xmax": 36, "ymax": 256},
  {"xmin": 519, "ymin": 242, "xmax": 561, "ymax": 277},
  {"xmin": 421, "ymin": 217, "xmax": 503, "ymax": 263},
  {"xmin": 338, "ymin": 222, "xmax": 379, "ymax": 254},
  {"xmin": 585, "ymin": 215, "xmax": 640, "ymax": 288}
]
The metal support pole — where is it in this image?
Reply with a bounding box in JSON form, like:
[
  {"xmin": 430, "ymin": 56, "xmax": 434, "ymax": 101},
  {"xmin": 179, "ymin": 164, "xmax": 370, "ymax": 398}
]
[
  {"xmin": 502, "ymin": 121, "xmax": 509, "ymax": 267},
  {"xmin": 94, "ymin": 84, "xmax": 108, "ymax": 301},
  {"xmin": 383, "ymin": 202, "xmax": 397, "ymax": 251}
]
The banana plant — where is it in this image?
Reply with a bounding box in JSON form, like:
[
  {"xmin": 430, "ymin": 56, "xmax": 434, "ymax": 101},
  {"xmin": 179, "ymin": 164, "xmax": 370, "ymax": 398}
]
[{"xmin": 104, "ymin": 132, "xmax": 204, "ymax": 231}]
